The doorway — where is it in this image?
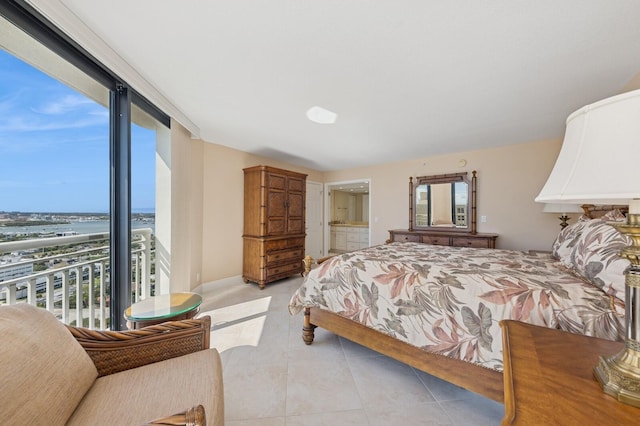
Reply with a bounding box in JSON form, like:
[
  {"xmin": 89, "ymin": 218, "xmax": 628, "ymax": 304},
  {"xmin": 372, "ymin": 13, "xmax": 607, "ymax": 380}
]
[
  {"xmin": 305, "ymin": 181, "xmax": 324, "ymax": 259},
  {"xmin": 325, "ymin": 179, "xmax": 370, "ymax": 255}
]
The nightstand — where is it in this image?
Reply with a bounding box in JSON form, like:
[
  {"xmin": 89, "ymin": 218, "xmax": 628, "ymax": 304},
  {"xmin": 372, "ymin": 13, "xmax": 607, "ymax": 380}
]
[{"xmin": 500, "ymin": 320, "xmax": 640, "ymax": 425}]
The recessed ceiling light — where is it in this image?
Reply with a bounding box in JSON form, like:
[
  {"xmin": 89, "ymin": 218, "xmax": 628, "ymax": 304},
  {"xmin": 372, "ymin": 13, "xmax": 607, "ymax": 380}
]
[{"xmin": 306, "ymin": 106, "xmax": 337, "ymax": 124}]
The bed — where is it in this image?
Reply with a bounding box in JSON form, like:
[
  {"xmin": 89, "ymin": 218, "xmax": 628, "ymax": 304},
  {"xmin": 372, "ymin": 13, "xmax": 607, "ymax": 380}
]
[{"xmin": 288, "ymin": 207, "xmax": 630, "ymax": 402}]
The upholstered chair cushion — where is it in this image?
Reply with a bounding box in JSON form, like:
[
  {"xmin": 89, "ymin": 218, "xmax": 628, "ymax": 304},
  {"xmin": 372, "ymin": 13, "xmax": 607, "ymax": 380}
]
[
  {"xmin": 66, "ymin": 349, "xmax": 224, "ymax": 426},
  {"xmin": 0, "ymin": 304, "xmax": 98, "ymax": 425}
]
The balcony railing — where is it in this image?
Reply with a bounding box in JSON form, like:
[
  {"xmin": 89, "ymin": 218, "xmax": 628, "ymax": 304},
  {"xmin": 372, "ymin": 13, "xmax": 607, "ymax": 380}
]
[{"xmin": 0, "ymin": 228, "xmax": 153, "ymax": 329}]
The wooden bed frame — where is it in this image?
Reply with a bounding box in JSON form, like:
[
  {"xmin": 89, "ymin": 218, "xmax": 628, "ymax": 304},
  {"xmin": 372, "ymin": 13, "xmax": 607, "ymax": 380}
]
[
  {"xmin": 302, "ymin": 306, "xmax": 504, "ymax": 401},
  {"xmin": 299, "ymin": 204, "xmax": 628, "ymax": 403}
]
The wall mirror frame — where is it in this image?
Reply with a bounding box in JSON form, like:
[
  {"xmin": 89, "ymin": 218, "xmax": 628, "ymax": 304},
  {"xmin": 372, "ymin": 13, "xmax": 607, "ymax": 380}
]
[{"xmin": 409, "ymin": 170, "xmax": 477, "ymax": 234}]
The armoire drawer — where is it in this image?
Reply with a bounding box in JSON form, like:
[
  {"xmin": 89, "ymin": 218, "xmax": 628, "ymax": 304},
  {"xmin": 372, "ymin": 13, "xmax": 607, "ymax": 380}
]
[
  {"xmin": 266, "ymin": 261, "xmax": 302, "ymax": 278},
  {"xmin": 266, "ymin": 248, "xmax": 303, "ymax": 265},
  {"xmin": 265, "ymin": 237, "xmax": 304, "ymax": 251}
]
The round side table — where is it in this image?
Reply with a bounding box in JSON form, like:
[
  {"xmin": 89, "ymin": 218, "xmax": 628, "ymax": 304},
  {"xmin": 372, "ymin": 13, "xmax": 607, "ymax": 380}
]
[{"xmin": 124, "ymin": 292, "xmax": 203, "ymax": 329}]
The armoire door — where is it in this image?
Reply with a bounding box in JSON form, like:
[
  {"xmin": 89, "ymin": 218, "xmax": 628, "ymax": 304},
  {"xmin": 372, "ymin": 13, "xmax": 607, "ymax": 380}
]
[
  {"xmin": 285, "ymin": 175, "xmax": 305, "ymax": 234},
  {"xmin": 266, "ymin": 172, "xmax": 287, "ymax": 235}
]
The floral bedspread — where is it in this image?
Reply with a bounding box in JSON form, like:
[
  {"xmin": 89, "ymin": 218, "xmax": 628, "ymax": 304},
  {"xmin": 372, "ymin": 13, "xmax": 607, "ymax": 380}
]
[{"xmin": 288, "ymin": 242, "xmax": 624, "ymax": 372}]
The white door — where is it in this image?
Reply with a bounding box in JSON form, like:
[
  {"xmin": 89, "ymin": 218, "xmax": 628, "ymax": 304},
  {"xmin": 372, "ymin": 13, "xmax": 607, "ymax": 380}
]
[{"xmin": 305, "ymin": 181, "xmax": 324, "ymax": 259}]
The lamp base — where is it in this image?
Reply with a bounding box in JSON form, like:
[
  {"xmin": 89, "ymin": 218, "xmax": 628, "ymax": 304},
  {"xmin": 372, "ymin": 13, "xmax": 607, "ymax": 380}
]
[
  {"xmin": 594, "ymin": 218, "xmax": 640, "ymax": 408},
  {"xmin": 594, "ymin": 343, "xmax": 640, "ymax": 408}
]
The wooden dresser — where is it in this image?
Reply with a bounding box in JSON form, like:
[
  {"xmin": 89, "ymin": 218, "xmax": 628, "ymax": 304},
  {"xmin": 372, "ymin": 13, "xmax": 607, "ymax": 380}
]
[
  {"xmin": 388, "ymin": 229, "xmax": 498, "ymax": 248},
  {"xmin": 243, "ymin": 165, "xmax": 307, "ymax": 289},
  {"xmin": 500, "ymin": 320, "xmax": 640, "ymax": 425}
]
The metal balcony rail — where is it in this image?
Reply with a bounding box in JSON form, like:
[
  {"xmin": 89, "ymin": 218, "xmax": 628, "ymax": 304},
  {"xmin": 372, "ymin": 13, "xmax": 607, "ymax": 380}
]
[{"xmin": 0, "ymin": 228, "xmax": 153, "ymax": 329}]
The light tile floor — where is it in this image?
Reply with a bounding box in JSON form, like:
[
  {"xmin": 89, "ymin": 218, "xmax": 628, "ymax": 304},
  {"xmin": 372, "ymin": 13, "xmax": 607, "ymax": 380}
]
[{"xmin": 199, "ymin": 275, "xmax": 503, "ymax": 425}]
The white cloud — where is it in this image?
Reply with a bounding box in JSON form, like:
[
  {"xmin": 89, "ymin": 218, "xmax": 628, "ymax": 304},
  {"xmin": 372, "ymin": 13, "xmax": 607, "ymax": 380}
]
[{"xmin": 32, "ymin": 94, "xmax": 94, "ymax": 115}]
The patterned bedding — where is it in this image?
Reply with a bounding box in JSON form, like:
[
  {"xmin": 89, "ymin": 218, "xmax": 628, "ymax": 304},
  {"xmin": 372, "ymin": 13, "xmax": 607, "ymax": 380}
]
[{"xmin": 288, "ymin": 242, "xmax": 625, "ymax": 372}]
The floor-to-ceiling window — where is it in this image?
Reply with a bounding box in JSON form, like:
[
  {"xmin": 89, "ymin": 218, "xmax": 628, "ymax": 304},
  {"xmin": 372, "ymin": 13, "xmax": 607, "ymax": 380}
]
[{"xmin": 0, "ymin": 2, "xmax": 169, "ymax": 330}]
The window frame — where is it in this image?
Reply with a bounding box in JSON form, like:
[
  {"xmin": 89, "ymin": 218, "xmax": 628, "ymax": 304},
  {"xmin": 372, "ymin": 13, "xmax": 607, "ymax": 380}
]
[{"xmin": 0, "ymin": 0, "xmax": 170, "ymax": 329}]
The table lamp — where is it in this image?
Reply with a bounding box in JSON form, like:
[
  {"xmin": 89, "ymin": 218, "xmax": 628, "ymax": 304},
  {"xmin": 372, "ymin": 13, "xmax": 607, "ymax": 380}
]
[
  {"xmin": 535, "ymin": 88, "xmax": 640, "ymax": 407},
  {"xmin": 542, "ymin": 203, "xmax": 584, "ymax": 228}
]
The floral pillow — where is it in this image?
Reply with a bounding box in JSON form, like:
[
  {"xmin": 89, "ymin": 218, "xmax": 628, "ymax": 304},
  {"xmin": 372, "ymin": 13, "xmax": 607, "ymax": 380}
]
[
  {"xmin": 551, "ymin": 218, "xmax": 590, "ymax": 267},
  {"xmin": 552, "ymin": 209, "xmax": 626, "ymax": 265},
  {"xmin": 567, "ymin": 218, "xmax": 631, "ymax": 301}
]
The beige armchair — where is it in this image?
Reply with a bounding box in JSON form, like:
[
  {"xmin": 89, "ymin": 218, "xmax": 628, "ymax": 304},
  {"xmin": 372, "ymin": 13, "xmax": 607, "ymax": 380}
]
[{"xmin": 0, "ymin": 303, "xmax": 224, "ymax": 426}]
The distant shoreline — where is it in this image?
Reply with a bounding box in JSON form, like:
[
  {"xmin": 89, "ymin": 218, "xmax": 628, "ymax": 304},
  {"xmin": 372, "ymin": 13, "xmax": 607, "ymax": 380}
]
[
  {"xmin": 0, "ymin": 211, "xmax": 154, "ymax": 216},
  {"xmin": 0, "ymin": 220, "xmax": 70, "ymax": 227},
  {"xmin": 0, "ymin": 214, "xmax": 155, "ymax": 242}
]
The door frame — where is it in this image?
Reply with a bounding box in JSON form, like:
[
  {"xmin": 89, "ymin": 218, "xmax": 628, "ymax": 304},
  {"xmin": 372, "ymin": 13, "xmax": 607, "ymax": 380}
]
[
  {"xmin": 324, "ymin": 178, "xmax": 371, "ymax": 255},
  {"xmin": 305, "ymin": 180, "xmax": 324, "ymax": 258}
]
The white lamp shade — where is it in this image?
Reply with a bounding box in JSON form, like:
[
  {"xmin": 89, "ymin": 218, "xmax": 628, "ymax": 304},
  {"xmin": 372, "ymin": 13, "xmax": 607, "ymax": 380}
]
[
  {"xmin": 536, "ymin": 89, "xmax": 640, "ymax": 205},
  {"xmin": 542, "ymin": 203, "xmax": 583, "ymax": 214}
]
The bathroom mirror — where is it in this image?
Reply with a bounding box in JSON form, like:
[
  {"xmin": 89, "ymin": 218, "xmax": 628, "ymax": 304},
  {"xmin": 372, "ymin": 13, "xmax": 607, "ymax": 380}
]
[{"xmin": 409, "ymin": 171, "xmax": 477, "ymax": 234}]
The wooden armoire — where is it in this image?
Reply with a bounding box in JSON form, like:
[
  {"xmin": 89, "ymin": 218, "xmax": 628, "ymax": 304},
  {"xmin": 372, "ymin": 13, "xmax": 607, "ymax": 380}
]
[{"xmin": 242, "ymin": 165, "xmax": 307, "ymax": 289}]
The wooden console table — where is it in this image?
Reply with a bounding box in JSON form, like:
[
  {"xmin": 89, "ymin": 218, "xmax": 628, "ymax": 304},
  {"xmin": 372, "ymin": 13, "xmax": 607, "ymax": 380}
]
[{"xmin": 500, "ymin": 320, "xmax": 640, "ymax": 425}]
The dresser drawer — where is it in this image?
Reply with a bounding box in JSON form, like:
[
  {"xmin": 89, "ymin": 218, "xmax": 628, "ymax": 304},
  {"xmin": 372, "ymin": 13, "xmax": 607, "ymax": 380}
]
[
  {"xmin": 392, "ymin": 233, "xmax": 420, "ymax": 243},
  {"xmin": 422, "ymin": 236, "xmax": 450, "ymax": 246},
  {"xmin": 451, "ymin": 237, "xmax": 489, "ymax": 248},
  {"xmin": 266, "ymin": 247, "xmax": 303, "ymax": 264}
]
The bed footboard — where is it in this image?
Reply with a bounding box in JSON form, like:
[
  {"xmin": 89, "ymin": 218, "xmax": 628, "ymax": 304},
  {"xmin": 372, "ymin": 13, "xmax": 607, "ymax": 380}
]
[{"xmin": 301, "ymin": 306, "xmax": 504, "ymax": 402}]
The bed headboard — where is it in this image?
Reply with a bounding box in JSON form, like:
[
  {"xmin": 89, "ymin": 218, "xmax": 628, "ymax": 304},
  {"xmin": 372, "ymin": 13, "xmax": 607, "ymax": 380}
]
[{"xmin": 581, "ymin": 204, "xmax": 628, "ymax": 219}]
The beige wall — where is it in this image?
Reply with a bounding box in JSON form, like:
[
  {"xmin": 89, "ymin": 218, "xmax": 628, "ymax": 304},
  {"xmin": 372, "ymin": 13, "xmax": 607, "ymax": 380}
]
[
  {"xmin": 200, "ymin": 143, "xmax": 324, "ymax": 284},
  {"xmin": 188, "ymin": 137, "xmax": 204, "ymax": 289},
  {"xmin": 323, "ymin": 138, "xmax": 567, "ymax": 251},
  {"xmin": 165, "ymin": 120, "xmax": 204, "ymax": 292},
  {"xmin": 175, "ymin": 134, "xmax": 567, "ymax": 286}
]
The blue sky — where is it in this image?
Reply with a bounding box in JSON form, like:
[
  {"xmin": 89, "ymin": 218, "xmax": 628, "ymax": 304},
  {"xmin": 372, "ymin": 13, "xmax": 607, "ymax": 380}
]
[{"xmin": 0, "ymin": 49, "xmax": 156, "ymax": 213}]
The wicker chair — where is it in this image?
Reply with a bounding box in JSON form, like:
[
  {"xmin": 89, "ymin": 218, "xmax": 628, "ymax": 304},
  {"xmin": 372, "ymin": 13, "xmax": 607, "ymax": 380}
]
[
  {"xmin": 67, "ymin": 317, "xmax": 212, "ymax": 426},
  {"xmin": 66, "ymin": 316, "xmax": 212, "ymax": 377}
]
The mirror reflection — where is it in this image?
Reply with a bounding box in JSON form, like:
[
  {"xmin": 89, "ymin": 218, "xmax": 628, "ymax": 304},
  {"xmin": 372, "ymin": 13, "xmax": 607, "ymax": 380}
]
[
  {"xmin": 410, "ymin": 171, "xmax": 476, "ymax": 233},
  {"xmin": 415, "ymin": 182, "xmax": 468, "ymax": 228}
]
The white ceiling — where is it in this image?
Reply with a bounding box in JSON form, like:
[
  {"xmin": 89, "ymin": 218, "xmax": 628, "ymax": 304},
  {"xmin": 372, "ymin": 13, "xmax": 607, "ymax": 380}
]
[{"xmin": 28, "ymin": 1, "xmax": 640, "ymax": 172}]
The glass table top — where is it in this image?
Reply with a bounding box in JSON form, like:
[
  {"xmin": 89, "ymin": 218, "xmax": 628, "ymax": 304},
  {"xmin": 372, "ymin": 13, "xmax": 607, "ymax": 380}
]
[{"xmin": 124, "ymin": 292, "xmax": 203, "ymax": 321}]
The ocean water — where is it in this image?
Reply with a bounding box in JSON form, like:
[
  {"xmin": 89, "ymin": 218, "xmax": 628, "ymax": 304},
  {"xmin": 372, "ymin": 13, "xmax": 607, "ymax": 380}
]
[{"xmin": 0, "ymin": 218, "xmax": 154, "ymax": 236}]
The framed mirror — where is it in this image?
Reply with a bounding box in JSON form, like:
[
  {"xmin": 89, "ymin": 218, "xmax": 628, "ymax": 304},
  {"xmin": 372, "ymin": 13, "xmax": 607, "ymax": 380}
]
[{"xmin": 409, "ymin": 171, "xmax": 477, "ymax": 234}]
